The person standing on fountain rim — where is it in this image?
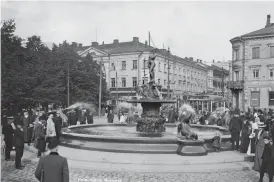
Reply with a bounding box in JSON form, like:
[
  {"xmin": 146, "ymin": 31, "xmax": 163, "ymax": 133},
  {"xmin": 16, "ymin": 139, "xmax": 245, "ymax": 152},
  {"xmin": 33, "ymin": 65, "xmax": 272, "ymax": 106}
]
[
  {"xmin": 35, "ymin": 138, "xmax": 69, "ymax": 182},
  {"xmin": 53, "ymin": 113, "xmax": 62, "ymax": 140}
]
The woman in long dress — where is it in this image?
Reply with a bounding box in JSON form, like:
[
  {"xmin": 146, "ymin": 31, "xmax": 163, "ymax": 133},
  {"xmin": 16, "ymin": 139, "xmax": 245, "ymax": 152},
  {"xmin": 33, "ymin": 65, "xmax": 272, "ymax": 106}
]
[
  {"xmin": 240, "ymin": 116, "xmax": 252, "ymax": 153},
  {"xmin": 46, "ymin": 114, "xmax": 56, "ymax": 144},
  {"xmin": 253, "ymin": 126, "xmax": 269, "ymax": 171}
]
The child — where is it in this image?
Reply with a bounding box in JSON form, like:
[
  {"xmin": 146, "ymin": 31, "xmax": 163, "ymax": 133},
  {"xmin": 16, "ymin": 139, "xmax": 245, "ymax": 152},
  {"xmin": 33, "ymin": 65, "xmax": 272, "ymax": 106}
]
[{"xmin": 212, "ymin": 131, "xmax": 222, "ymax": 152}]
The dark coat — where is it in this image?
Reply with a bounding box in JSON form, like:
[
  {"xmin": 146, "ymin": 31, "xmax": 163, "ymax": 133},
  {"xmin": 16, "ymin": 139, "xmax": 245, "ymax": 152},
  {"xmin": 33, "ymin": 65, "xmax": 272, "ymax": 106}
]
[
  {"xmin": 261, "ymin": 143, "xmax": 274, "ymax": 173},
  {"xmin": 35, "ymin": 152, "xmax": 69, "ymax": 182},
  {"xmin": 53, "ymin": 117, "xmax": 62, "ymax": 136},
  {"xmin": 14, "ymin": 128, "xmax": 24, "ymax": 148},
  {"xmin": 258, "ymin": 115, "xmax": 265, "ymax": 124},
  {"xmin": 32, "ymin": 122, "xmax": 46, "ymax": 152},
  {"xmin": 168, "ymin": 109, "xmax": 176, "ymax": 123},
  {"xmin": 87, "ymin": 114, "xmax": 93, "ymax": 124},
  {"xmin": 229, "ymin": 116, "xmax": 243, "ymax": 133},
  {"xmin": 68, "ymin": 112, "xmax": 77, "ymax": 125},
  {"xmin": 107, "ymin": 113, "xmax": 114, "ymax": 123},
  {"xmin": 2, "ymin": 124, "xmax": 14, "ymax": 151},
  {"xmin": 14, "ymin": 115, "xmax": 23, "ymax": 126},
  {"xmin": 23, "ymin": 116, "xmax": 33, "ymax": 142}
]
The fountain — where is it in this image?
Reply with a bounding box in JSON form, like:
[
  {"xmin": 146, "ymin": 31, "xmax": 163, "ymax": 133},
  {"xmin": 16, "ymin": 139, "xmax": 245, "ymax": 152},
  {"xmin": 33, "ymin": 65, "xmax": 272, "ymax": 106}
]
[
  {"xmin": 127, "ymin": 49, "xmax": 176, "ymax": 134},
  {"xmin": 61, "ymin": 49, "xmax": 232, "ymax": 154}
]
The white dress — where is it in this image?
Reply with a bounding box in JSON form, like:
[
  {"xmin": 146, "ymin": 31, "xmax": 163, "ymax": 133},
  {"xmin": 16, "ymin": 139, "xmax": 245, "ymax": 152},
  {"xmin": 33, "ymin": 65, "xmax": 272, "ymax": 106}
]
[{"xmin": 119, "ymin": 115, "xmax": 126, "ymax": 123}]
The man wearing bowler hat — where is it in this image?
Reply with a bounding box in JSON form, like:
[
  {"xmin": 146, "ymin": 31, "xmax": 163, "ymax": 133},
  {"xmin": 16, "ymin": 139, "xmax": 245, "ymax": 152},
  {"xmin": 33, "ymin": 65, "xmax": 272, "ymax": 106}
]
[{"xmin": 35, "ymin": 138, "xmax": 69, "ymax": 182}]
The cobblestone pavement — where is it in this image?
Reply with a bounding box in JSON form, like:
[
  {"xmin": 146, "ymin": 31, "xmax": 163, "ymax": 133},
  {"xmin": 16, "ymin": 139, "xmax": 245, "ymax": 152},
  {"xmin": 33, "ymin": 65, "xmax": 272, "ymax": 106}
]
[{"xmin": 1, "ymin": 157, "xmax": 270, "ymax": 182}]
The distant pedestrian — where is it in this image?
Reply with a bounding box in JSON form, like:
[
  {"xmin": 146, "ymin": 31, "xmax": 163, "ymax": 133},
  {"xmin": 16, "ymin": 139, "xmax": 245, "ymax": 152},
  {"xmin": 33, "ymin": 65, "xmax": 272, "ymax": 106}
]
[
  {"xmin": 54, "ymin": 113, "xmax": 62, "ymax": 140},
  {"xmin": 119, "ymin": 112, "xmax": 126, "ymax": 123},
  {"xmin": 229, "ymin": 111, "xmax": 243, "ymax": 151},
  {"xmin": 14, "ymin": 122, "xmax": 25, "ymax": 169},
  {"xmin": 68, "ymin": 110, "xmax": 77, "ymax": 126},
  {"xmin": 32, "ymin": 118, "xmax": 46, "ymax": 158},
  {"xmin": 35, "ymin": 138, "xmax": 69, "ymax": 182},
  {"xmin": 107, "ymin": 110, "xmax": 114, "ymax": 123},
  {"xmin": 46, "ymin": 114, "xmax": 56, "ymax": 143},
  {"xmin": 2, "ymin": 116, "xmax": 15, "ymax": 161},
  {"xmin": 87, "ymin": 110, "xmax": 94, "ymax": 124},
  {"xmin": 258, "ymin": 136, "xmax": 274, "ymax": 182},
  {"xmin": 23, "ymin": 111, "xmax": 33, "ymax": 146}
]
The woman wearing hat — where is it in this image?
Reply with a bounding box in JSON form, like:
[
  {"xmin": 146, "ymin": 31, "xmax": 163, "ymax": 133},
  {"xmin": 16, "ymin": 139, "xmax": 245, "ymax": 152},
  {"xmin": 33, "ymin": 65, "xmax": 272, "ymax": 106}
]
[
  {"xmin": 35, "ymin": 138, "xmax": 69, "ymax": 182},
  {"xmin": 254, "ymin": 124, "xmax": 270, "ymax": 172}
]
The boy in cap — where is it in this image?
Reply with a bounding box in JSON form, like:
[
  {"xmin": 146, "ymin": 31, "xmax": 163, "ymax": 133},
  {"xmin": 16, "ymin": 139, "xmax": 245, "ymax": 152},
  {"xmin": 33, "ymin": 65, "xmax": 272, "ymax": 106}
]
[
  {"xmin": 35, "ymin": 138, "xmax": 69, "ymax": 182},
  {"xmin": 259, "ymin": 135, "xmax": 274, "ymax": 182}
]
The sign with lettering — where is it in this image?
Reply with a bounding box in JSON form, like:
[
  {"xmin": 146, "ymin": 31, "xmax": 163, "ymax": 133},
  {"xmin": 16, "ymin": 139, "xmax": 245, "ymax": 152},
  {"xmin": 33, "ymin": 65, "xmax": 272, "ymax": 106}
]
[{"xmin": 250, "ymin": 91, "xmax": 260, "ymax": 107}]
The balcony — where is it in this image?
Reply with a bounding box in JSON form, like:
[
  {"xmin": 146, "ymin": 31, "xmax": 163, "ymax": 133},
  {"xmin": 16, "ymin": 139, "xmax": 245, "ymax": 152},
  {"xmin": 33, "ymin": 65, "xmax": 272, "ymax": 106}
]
[{"xmin": 227, "ymin": 81, "xmax": 244, "ymax": 90}]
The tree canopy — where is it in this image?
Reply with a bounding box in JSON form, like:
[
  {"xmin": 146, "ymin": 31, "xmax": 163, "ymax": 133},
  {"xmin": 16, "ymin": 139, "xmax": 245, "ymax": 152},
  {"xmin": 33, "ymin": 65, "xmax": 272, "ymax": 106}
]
[{"xmin": 1, "ymin": 19, "xmax": 110, "ymax": 113}]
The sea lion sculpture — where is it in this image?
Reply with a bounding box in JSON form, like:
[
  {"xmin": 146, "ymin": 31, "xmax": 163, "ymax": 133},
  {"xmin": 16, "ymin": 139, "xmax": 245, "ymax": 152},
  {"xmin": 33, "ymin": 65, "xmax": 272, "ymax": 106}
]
[{"xmin": 177, "ymin": 114, "xmax": 198, "ymax": 140}]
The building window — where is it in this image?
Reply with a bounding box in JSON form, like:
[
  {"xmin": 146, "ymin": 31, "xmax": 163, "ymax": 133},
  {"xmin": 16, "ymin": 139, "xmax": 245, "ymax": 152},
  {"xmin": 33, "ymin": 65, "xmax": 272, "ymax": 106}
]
[
  {"xmin": 252, "ymin": 69, "xmax": 259, "ymax": 79},
  {"xmin": 164, "ymin": 64, "xmax": 166, "ymax": 73},
  {"xmin": 142, "ymin": 77, "xmax": 148, "ymax": 84},
  {"xmin": 122, "ymin": 61, "xmax": 126, "ymax": 70},
  {"xmin": 270, "ymin": 69, "xmax": 274, "ymax": 78},
  {"xmin": 235, "ymin": 71, "xmax": 240, "ymax": 81},
  {"xmin": 111, "ymin": 78, "xmax": 115, "ymax": 87},
  {"xmin": 252, "ymin": 47, "xmax": 260, "ymax": 59},
  {"xmin": 164, "ymin": 80, "xmax": 166, "ymax": 86},
  {"xmin": 144, "ymin": 60, "xmax": 148, "ymax": 69},
  {"xmin": 132, "ymin": 77, "xmax": 137, "ymax": 87},
  {"xmin": 158, "ymin": 63, "xmax": 161, "ymax": 72},
  {"xmin": 132, "ymin": 60, "xmax": 137, "ymax": 69},
  {"xmin": 122, "ymin": 77, "xmax": 126, "ymax": 87},
  {"xmin": 269, "ymin": 91, "xmax": 274, "ymax": 106},
  {"xmin": 271, "ymin": 46, "xmax": 274, "ymax": 58},
  {"xmin": 235, "ymin": 49, "xmax": 239, "ymax": 61},
  {"xmin": 111, "ymin": 63, "xmax": 115, "ymax": 70},
  {"xmin": 158, "ymin": 79, "xmax": 160, "ymax": 85},
  {"xmin": 251, "ymin": 91, "xmax": 260, "ymax": 107}
]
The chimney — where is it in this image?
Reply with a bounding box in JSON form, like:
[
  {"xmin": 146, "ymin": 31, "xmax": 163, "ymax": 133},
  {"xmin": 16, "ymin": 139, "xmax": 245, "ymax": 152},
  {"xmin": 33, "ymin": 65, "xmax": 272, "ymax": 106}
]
[
  {"xmin": 145, "ymin": 41, "xmax": 148, "ymax": 47},
  {"xmin": 196, "ymin": 59, "xmax": 199, "ymax": 62},
  {"xmin": 113, "ymin": 39, "xmax": 119, "ymax": 44},
  {"xmin": 200, "ymin": 60, "xmax": 202, "ymax": 63},
  {"xmin": 190, "ymin": 57, "xmax": 193, "ymax": 61},
  {"xmin": 133, "ymin": 37, "xmax": 139, "ymax": 42},
  {"xmin": 91, "ymin": 42, "xmax": 99, "ymax": 46},
  {"xmin": 79, "ymin": 43, "xmax": 82, "ymax": 48},
  {"xmin": 102, "ymin": 41, "xmax": 104, "ymax": 45},
  {"xmin": 213, "ymin": 59, "xmax": 215, "ymax": 63},
  {"xmin": 71, "ymin": 42, "xmax": 77, "ymax": 48},
  {"xmin": 266, "ymin": 14, "xmax": 271, "ymax": 27}
]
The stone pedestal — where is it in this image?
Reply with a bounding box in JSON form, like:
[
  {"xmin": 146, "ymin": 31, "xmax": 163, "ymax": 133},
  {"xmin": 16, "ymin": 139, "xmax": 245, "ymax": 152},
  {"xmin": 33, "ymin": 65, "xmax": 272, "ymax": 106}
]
[{"xmin": 177, "ymin": 139, "xmax": 208, "ymax": 156}]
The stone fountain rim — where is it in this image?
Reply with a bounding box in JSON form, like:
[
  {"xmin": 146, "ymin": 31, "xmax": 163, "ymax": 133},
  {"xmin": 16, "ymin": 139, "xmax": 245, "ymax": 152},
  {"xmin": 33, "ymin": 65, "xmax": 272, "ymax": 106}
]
[
  {"xmin": 126, "ymin": 99, "xmax": 177, "ymax": 103},
  {"xmin": 62, "ymin": 123, "xmax": 230, "ymax": 144}
]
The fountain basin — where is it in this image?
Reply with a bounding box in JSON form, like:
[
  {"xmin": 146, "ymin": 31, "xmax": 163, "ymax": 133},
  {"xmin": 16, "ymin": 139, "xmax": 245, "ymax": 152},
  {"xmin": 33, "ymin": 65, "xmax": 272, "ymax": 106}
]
[
  {"xmin": 177, "ymin": 139, "xmax": 208, "ymax": 156},
  {"xmin": 61, "ymin": 124, "xmax": 231, "ymax": 154}
]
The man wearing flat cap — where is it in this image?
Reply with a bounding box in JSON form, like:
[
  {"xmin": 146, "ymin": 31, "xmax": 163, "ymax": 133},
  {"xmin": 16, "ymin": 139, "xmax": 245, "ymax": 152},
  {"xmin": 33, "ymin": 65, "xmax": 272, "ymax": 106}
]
[
  {"xmin": 35, "ymin": 138, "xmax": 69, "ymax": 182},
  {"xmin": 258, "ymin": 135, "xmax": 274, "ymax": 182}
]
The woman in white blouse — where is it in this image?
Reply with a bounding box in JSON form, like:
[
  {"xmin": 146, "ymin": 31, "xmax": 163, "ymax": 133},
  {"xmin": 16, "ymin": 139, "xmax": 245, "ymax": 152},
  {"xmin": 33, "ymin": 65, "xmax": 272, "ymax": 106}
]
[{"xmin": 46, "ymin": 114, "xmax": 56, "ymax": 143}]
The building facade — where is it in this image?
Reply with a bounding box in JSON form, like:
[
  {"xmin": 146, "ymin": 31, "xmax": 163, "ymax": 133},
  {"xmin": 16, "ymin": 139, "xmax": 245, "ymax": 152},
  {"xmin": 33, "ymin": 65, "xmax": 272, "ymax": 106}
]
[
  {"xmin": 75, "ymin": 37, "xmax": 208, "ymax": 105},
  {"xmin": 228, "ymin": 15, "xmax": 274, "ymax": 111}
]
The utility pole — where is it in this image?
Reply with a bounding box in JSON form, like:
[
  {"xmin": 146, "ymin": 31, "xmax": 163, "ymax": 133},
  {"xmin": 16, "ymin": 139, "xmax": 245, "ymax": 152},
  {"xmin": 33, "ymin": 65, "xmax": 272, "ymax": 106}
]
[
  {"xmin": 67, "ymin": 60, "xmax": 70, "ymax": 107},
  {"xmin": 98, "ymin": 57, "xmax": 102, "ymax": 117},
  {"xmin": 148, "ymin": 31, "xmax": 151, "ymax": 46},
  {"xmin": 241, "ymin": 38, "xmax": 246, "ymax": 112},
  {"xmin": 116, "ymin": 71, "xmax": 118, "ymax": 106},
  {"xmin": 221, "ymin": 67, "xmax": 224, "ymax": 98},
  {"xmin": 144, "ymin": 58, "xmax": 146, "ymax": 84},
  {"xmin": 167, "ymin": 47, "xmax": 170, "ymax": 98}
]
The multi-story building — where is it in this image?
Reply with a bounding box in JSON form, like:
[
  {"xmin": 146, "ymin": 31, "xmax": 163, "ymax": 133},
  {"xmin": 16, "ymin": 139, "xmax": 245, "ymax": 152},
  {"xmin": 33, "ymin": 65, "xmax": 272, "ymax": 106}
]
[
  {"xmin": 228, "ymin": 15, "xmax": 274, "ymax": 111},
  {"xmin": 209, "ymin": 65, "xmax": 229, "ymax": 97},
  {"xmin": 75, "ymin": 37, "xmax": 207, "ymax": 105}
]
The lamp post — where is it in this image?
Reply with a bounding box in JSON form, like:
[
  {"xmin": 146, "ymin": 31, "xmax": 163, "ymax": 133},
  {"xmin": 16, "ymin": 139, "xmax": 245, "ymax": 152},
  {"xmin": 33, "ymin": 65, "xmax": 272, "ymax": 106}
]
[
  {"xmin": 98, "ymin": 57, "xmax": 103, "ymax": 118},
  {"xmin": 67, "ymin": 60, "xmax": 70, "ymax": 107}
]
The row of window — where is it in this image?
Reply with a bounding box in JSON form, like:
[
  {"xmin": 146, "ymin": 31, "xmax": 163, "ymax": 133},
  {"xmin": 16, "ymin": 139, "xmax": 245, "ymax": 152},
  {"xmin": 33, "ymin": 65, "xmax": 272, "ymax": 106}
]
[
  {"xmin": 110, "ymin": 60, "xmax": 206, "ymax": 80},
  {"xmin": 234, "ymin": 69, "xmax": 274, "ymax": 81},
  {"xmin": 234, "ymin": 46, "xmax": 274, "ymax": 60},
  {"xmin": 250, "ymin": 91, "xmax": 274, "ymax": 106},
  {"xmin": 110, "ymin": 77, "xmax": 205, "ymax": 91}
]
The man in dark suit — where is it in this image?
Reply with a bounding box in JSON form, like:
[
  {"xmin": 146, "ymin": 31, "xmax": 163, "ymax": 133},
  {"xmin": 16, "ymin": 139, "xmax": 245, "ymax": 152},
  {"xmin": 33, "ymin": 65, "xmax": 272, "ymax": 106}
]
[
  {"xmin": 259, "ymin": 136, "xmax": 274, "ymax": 182},
  {"xmin": 229, "ymin": 111, "xmax": 243, "ymax": 151},
  {"xmin": 35, "ymin": 138, "xmax": 69, "ymax": 182},
  {"xmin": 14, "ymin": 122, "xmax": 25, "ymax": 169},
  {"xmin": 54, "ymin": 113, "xmax": 62, "ymax": 140},
  {"xmin": 2, "ymin": 116, "xmax": 14, "ymax": 161}
]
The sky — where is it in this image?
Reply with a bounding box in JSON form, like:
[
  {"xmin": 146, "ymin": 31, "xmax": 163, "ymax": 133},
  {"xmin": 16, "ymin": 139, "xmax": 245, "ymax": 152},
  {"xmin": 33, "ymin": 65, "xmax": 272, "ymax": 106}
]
[{"xmin": 2, "ymin": 1, "xmax": 274, "ymax": 64}]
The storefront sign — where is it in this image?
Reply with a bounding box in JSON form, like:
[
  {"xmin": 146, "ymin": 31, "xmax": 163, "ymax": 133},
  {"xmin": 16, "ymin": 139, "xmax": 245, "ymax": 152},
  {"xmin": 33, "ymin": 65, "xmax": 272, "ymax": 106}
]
[{"xmin": 250, "ymin": 91, "xmax": 260, "ymax": 107}]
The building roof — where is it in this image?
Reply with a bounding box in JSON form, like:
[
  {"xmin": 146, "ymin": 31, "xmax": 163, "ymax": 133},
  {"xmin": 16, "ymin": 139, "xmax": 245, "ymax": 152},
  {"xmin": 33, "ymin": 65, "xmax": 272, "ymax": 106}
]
[
  {"xmin": 230, "ymin": 15, "xmax": 274, "ymax": 42},
  {"xmin": 75, "ymin": 38, "xmax": 207, "ymax": 70}
]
